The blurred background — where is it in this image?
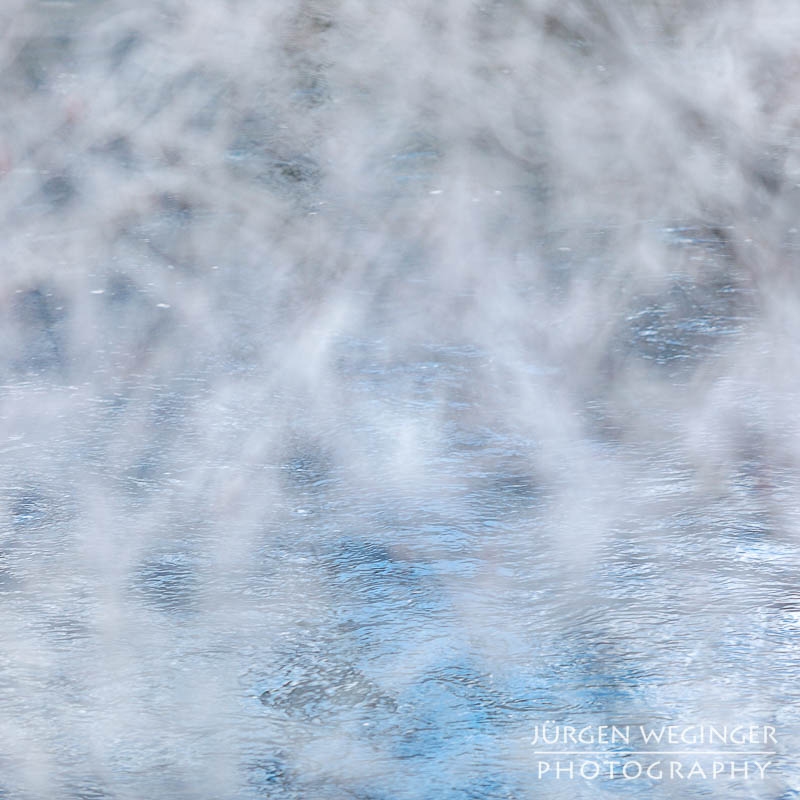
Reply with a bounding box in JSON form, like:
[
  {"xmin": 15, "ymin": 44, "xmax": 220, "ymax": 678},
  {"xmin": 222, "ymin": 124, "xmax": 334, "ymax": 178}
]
[{"xmin": 1, "ymin": 0, "xmax": 800, "ymax": 797}]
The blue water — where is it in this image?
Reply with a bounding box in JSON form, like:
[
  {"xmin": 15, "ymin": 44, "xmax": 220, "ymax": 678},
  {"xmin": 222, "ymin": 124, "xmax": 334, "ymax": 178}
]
[{"xmin": 4, "ymin": 247, "xmax": 799, "ymax": 798}]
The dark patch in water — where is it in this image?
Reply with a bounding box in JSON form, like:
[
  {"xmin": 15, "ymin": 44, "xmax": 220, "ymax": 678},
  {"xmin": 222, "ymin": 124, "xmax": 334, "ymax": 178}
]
[
  {"xmin": 281, "ymin": 439, "xmax": 333, "ymax": 489},
  {"xmin": 41, "ymin": 174, "xmax": 77, "ymax": 210},
  {"xmin": 110, "ymin": 31, "xmax": 141, "ymax": 70},
  {"xmin": 13, "ymin": 286, "xmax": 66, "ymax": 374},
  {"xmin": 133, "ymin": 553, "xmax": 197, "ymax": 613},
  {"xmin": 258, "ymin": 662, "xmax": 397, "ymax": 718},
  {"xmin": 10, "ymin": 492, "xmax": 48, "ymax": 527}
]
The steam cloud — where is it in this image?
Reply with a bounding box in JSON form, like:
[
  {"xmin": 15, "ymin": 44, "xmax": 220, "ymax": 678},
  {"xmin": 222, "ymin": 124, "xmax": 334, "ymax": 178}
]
[{"xmin": 1, "ymin": 1, "xmax": 799, "ymax": 797}]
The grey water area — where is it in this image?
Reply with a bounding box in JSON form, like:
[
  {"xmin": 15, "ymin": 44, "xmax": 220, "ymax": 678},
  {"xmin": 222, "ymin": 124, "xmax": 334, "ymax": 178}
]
[{"xmin": 2, "ymin": 224, "xmax": 800, "ymax": 800}]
